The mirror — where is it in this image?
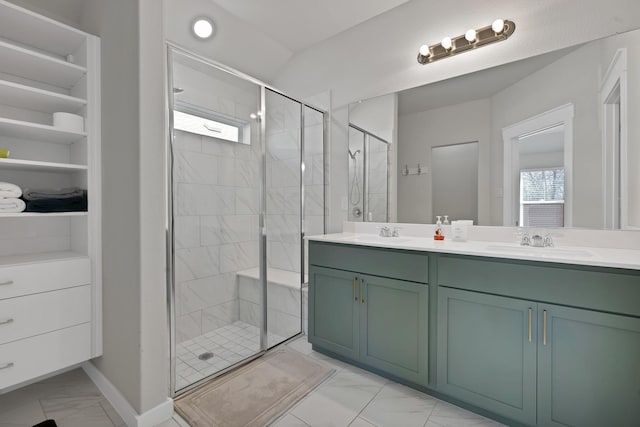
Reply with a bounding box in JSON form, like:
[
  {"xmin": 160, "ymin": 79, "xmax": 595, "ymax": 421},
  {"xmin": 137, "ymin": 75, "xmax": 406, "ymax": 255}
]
[{"xmin": 348, "ymin": 28, "xmax": 640, "ymax": 230}]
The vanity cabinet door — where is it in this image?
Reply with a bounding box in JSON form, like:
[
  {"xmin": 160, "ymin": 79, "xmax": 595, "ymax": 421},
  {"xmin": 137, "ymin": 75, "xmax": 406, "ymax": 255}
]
[
  {"xmin": 537, "ymin": 304, "xmax": 640, "ymax": 427},
  {"xmin": 359, "ymin": 274, "xmax": 428, "ymax": 386},
  {"xmin": 437, "ymin": 287, "xmax": 537, "ymax": 426},
  {"xmin": 308, "ymin": 266, "xmax": 360, "ymax": 360}
]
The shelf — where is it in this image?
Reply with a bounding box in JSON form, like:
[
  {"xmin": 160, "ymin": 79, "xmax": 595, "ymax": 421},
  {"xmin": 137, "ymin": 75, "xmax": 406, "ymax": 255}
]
[
  {"xmin": 0, "ymin": 40, "xmax": 86, "ymax": 89},
  {"xmin": 0, "ymin": 117, "xmax": 86, "ymax": 144},
  {"xmin": 0, "ymin": 1, "xmax": 87, "ymax": 57},
  {"xmin": 0, "ymin": 80, "xmax": 86, "ymax": 113},
  {"xmin": 0, "ymin": 158, "xmax": 87, "ymax": 172},
  {"xmin": 0, "ymin": 250, "xmax": 88, "ymax": 267},
  {"xmin": 0, "ymin": 212, "xmax": 87, "ymax": 218}
]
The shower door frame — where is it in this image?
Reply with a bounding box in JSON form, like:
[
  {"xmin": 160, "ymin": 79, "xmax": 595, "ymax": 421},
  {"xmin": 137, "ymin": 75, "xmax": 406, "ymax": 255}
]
[
  {"xmin": 166, "ymin": 43, "xmax": 328, "ymax": 397},
  {"xmin": 348, "ymin": 123, "xmax": 391, "ymax": 222}
]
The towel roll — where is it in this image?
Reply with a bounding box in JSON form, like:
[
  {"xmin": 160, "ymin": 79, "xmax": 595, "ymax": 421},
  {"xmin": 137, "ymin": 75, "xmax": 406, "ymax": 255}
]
[
  {"xmin": 0, "ymin": 182, "xmax": 22, "ymax": 198},
  {"xmin": 0, "ymin": 198, "xmax": 26, "ymax": 213}
]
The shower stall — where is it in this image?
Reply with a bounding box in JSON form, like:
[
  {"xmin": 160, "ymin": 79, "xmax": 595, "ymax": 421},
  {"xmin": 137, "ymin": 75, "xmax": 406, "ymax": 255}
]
[
  {"xmin": 167, "ymin": 47, "xmax": 326, "ymax": 394},
  {"xmin": 348, "ymin": 124, "xmax": 389, "ymax": 222}
]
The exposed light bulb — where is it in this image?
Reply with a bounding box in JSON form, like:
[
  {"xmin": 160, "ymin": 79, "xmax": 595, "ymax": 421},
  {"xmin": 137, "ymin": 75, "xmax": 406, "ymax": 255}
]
[
  {"xmin": 193, "ymin": 18, "xmax": 214, "ymax": 39},
  {"xmin": 465, "ymin": 29, "xmax": 477, "ymax": 43},
  {"xmin": 441, "ymin": 37, "xmax": 452, "ymax": 50},
  {"xmin": 492, "ymin": 19, "xmax": 505, "ymax": 34},
  {"xmin": 419, "ymin": 44, "xmax": 430, "ymax": 57}
]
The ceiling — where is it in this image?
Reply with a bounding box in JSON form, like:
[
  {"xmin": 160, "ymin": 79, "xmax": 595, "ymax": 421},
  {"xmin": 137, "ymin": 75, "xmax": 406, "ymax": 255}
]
[
  {"xmin": 398, "ymin": 46, "xmax": 578, "ymax": 116},
  {"xmin": 210, "ymin": 0, "xmax": 411, "ymax": 53},
  {"xmin": 6, "ymin": 0, "xmax": 85, "ymax": 26}
]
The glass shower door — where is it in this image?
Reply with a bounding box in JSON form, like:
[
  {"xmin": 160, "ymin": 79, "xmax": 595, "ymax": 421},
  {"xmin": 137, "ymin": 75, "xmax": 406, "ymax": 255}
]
[
  {"xmin": 264, "ymin": 89, "xmax": 302, "ymax": 348},
  {"xmin": 170, "ymin": 50, "xmax": 264, "ymax": 392}
]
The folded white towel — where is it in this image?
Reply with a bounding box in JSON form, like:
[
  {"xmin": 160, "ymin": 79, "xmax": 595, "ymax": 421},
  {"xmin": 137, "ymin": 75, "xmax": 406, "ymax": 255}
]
[
  {"xmin": 0, "ymin": 182, "xmax": 22, "ymax": 198},
  {"xmin": 0, "ymin": 198, "xmax": 26, "ymax": 213}
]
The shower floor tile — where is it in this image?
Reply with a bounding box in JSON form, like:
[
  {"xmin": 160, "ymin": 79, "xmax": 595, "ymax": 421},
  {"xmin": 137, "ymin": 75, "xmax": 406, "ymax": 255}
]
[{"xmin": 175, "ymin": 321, "xmax": 286, "ymax": 390}]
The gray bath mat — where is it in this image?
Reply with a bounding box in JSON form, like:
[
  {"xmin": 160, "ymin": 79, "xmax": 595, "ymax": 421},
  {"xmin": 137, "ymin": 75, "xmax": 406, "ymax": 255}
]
[{"xmin": 175, "ymin": 347, "xmax": 334, "ymax": 427}]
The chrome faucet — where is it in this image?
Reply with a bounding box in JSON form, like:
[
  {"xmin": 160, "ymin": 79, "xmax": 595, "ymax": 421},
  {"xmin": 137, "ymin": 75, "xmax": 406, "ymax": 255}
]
[
  {"xmin": 520, "ymin": 231, "xmax": 531, "ymax": 246},
  {"xmin": 543, "ymin": 233, "xmax": 554, "ymax": 247},
  {"xmin": 531, "ymin": 234, "xmax": 544, "ymax": 247},
  {"xmin": 378, "ymin": 226, "xmax": 392, "ymax": 237},
  {"xmin": 392, "ymin": 227, "xmax": 401, "ymax": 237}
]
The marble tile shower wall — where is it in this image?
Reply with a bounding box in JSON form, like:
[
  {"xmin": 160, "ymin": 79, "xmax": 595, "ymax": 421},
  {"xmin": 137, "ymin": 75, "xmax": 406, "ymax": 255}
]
[
  {"xmin": 173, "ymin": 129, "xmax": 261, "ymax": 343},
  {"xmin": 265, "ymin": 97, "xmax": 324, "ymax": 276},
  {"xmin": 265, "ymin": 94, "xmax": 301, "ymax": 273}
]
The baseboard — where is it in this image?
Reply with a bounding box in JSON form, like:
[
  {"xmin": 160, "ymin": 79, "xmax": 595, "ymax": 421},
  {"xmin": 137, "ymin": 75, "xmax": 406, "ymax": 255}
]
[{"xmin": 82, "ymin": 361, "xmax": 174, "ymax": 427}]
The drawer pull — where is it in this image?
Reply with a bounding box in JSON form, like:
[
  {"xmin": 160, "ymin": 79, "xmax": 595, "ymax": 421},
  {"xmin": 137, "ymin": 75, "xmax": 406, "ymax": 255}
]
[
  {"xmin": 360, "ymin": 278, "xmax": 365, "ymax": 304},
  {"xmin": 353, "ymin": 277, "xmax": 358, "ymax": 301},
  {"xmin": 543, "ymin": 310, "xmax": 548, "ymax": 346},
  {"xmin": 0, "ymin": 362, "xmax": 14, "ymax": 370},
  {"xmin": 0, "ymin": 318, "xmax": 13, "ymax": 326},
  {"xmin": 528, "ymin": 308, "xmax": 532, "ymax": 343},
  {"xmin": 0, "ymin": 280, "xmax": 13, "ymax": 286}
]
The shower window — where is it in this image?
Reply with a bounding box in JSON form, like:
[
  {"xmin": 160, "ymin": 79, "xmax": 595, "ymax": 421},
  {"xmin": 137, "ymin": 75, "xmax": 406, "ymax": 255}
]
[{"xmin": 173, "ymin": 101, "xmax": 250, "ymax": 144}]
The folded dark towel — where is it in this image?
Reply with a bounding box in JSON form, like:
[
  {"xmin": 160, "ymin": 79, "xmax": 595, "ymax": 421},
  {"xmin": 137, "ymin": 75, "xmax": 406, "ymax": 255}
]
[
  {"xmin": 24, "ymin": 195, "xmax": 87, "ymax": 213},
  {"xmin": 33, "ymin": 420, "xmax": 57, "ymax": 427},
  {"xmin": 23, "ymin": 187, "xmax": 84, "ymax": 201}
]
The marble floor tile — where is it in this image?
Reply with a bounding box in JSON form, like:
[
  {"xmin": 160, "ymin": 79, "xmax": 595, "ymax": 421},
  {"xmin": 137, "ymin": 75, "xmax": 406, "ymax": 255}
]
[
  {"xmin": 359, "ymin": 382, "xmax": 437, "ymax": 427},
  {"xmin": 54, "ymin": 403, "xmax": 115, "ymax": 427},
  {"xmin": 290, "ymin": 391, "xmax": 362, "ymax": 427},
  {"xmin": 425, "ymin": 401, "xmax": 505, "ymax": 427},
  {"xmin": 348, "ymin": 417, "xmax": 377, "ymax": 427},
  {"xmin": 271, "ymin": 413, "xmax": 312, "ymax": 427}
]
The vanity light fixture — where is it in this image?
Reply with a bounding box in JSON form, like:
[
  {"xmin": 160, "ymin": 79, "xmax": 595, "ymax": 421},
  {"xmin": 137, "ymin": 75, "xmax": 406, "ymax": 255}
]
[
  {"xmin": 417, "ymin": 19, "xmax": 515, "ymax": 65},
  {"xmin": 192, "ymin": 17, "xmax": 214, "ymax": 40}
]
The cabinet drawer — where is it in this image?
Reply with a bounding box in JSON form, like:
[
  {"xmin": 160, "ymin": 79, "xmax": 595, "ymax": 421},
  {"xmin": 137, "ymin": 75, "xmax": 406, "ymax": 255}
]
[
  {"xmin": 0, "ymin": 258, "xmax": 90, "ymax": 300},
  {"xmin": 309, "ymin": 242, "xmax": 429, "ymax": 283},
  {"xmin": 0, "ymin": 285, "xmax": 91, "ymax": 345},
  {"xmin": 0, "ymin": 323, "xmax": 91, "ymax": 391},
  {"xmin": 438, "ymin": 255, "xmax": 640, "ymax": 317}
]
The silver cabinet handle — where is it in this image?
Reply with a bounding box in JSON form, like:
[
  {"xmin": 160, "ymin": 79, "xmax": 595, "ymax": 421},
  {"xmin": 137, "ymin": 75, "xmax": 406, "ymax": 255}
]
[
  {"xmin": 360, "ymin": 279, "xmax": 365, "ymax": 304},
  {"xmin": 528, "ymin": 308, "xmax": 532, "ymax": 343},
  {"xmin": 353, "ymin": 277, "xmax": 358, "ymax": 301},
  {"xmin": 0, "ymin": 362, "xmax": 14, "ymax": 370},
  {"xmin": 0, "ymin": 318, "xmax": 14, "ymax": 326},
  {"xmin": 0, "ymin": 280, "xmax": 13, "ymax": 286},
  {"xmin": 543, "ymin": 310, "xmax": 548, "ymax": 346}
]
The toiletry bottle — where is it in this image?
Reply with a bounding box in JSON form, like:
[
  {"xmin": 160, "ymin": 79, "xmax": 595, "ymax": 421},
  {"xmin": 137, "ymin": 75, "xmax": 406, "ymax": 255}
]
[
  {"xmin": 443, "ymin": 215, "xmax": 450, "ymax": 237},
  {"xmin": 434, "ymin": 216, "xmax": 444, "ymax": 240}
]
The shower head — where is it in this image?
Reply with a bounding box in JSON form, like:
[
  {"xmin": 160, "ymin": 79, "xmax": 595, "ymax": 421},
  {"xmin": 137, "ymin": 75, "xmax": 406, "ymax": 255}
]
[{"xmin": 348, "ymin": 149, "xmax": 361, "ymax": 160}]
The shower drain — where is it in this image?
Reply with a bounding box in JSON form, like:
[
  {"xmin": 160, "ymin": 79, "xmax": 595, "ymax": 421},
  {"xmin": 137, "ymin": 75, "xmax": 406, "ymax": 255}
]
[{"xmin": 198, "ymin": 351, "xmax": 214, "ymax": 361}]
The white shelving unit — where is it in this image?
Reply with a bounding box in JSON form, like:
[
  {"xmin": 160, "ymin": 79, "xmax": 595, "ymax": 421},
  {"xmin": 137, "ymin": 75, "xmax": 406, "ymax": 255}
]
[{"xmin": 0, "ymin": 0, "xmax": 101, "ymax": 392}]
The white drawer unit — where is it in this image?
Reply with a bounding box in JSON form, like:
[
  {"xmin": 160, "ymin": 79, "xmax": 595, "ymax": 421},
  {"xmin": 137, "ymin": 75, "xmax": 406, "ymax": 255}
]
[
  {"xmin": 0, "ymin": 285, "xmax": 91, "ymax": 345},
  {"xmin": 0, "ymin": 323, "xmax": 92, "ymax": 390},
  {"xmin": 0, "ymin": 257, "xmax": 90, "ymax": 300}
]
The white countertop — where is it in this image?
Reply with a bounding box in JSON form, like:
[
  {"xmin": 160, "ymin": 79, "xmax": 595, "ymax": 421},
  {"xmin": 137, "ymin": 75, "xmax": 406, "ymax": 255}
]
[{"xmin": 307, "ymin": 232, "xmax": 640, "ymax": 271}]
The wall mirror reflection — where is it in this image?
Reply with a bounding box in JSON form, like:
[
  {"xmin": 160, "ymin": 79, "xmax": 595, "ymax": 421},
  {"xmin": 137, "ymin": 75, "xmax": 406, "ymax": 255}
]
[{"xmin": 348, "ymin": 28, "xmax": 640, "ymax": 230}]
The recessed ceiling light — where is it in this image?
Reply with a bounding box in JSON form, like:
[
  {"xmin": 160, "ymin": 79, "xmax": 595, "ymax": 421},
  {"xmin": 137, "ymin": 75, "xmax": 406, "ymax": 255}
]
[{"xmin": 192, "ymin": 17, "xmax": 214, "ymax": 40}]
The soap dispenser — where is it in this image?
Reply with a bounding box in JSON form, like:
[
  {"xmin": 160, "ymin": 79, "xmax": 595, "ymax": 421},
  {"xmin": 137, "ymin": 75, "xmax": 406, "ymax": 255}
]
[
  {"xmin": 443, "ymin": 215, "xmax": 450, "ymax": 237},
  {"xmin": 434, "ymin": 216, "xmax": 444, "ymax": 240}
]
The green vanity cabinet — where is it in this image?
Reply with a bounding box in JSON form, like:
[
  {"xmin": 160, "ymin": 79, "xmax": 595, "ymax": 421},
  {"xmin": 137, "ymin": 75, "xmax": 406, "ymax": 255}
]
[
  {"xmin": 307, "ymin": 266, "xmax": 360, "ymax": 360},
  {"xmin": 359, "ymin": 273, "xmax": 428, "ymax": 385},
  {"xmin": 437, "ymin": 287, "xmax": 538, "ymax": 426},
  {"xmin": 537, "ymin": 304, "xmax": 640, "ymax": 427},
  {"xmin": 308, "ymin": 242, "xmax": 429, "ymax": 386}
]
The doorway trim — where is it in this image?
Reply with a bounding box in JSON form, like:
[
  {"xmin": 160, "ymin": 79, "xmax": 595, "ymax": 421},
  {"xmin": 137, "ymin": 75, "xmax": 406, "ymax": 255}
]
[
  {"xmin": 600, "ymin": 48, "xmax": 628, "ymax": 229},
  {"xmin": 502, "ymin": 103, "xmax": 574, "ymax": 227}
]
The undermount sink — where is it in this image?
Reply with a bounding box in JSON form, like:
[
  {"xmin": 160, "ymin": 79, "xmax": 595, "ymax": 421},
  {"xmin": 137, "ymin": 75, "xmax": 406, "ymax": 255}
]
[
  {"xmin": 339, "ymin": 235, "xmax": 413, "ymax": 244},
  {"xmin": 485, "ymin": 244, "xmax": 593, "ymax": 258}
]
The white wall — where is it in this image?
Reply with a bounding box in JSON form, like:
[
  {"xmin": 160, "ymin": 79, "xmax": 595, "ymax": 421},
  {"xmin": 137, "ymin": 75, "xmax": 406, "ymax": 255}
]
[
  {"xmin": 274, "ymin": 0, "xmax": 640, "ymax": 231},
  {"xmin": 599, "ymin": 30, "xmax": 640, "ymax": 228},
  {"xmin": 490, "ymin": 42, "xmax": 602, "ymax": 228},
  {"xmin": 397, "ymin": 99, "xmax": 491, "ymax": 224},
  {"xmin": 163, "ymin": 0, "xmax": 293, "ymax": 84}
]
